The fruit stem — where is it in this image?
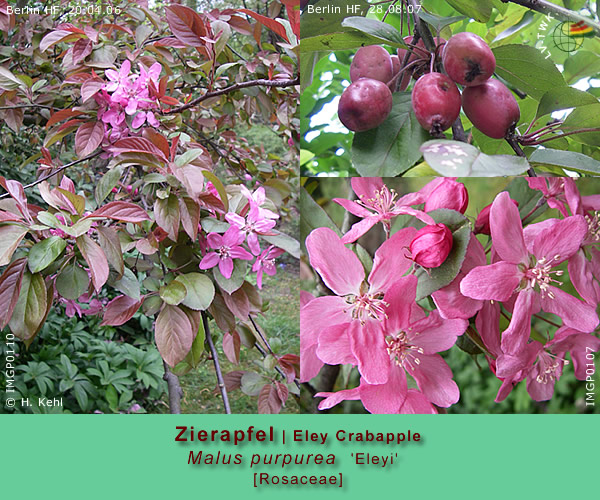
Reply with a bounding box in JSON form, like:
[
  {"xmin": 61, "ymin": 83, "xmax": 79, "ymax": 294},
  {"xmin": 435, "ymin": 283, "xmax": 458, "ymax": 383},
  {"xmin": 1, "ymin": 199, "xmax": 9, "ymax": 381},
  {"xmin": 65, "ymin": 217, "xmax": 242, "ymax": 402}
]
[
  {"xmin": 520, "ymin": 127, "xmax": 600, "ymax": 145},
  {"xmin": 522, "ymin": 120, "xmax": 564, "ymax": 140},
  {"xmin": 506, "ymin": 133, "xmax": 537, "ymax": 177},
  {"xmin": 409, "ymin": 0, "xmax": 437, "ymax": 52}
]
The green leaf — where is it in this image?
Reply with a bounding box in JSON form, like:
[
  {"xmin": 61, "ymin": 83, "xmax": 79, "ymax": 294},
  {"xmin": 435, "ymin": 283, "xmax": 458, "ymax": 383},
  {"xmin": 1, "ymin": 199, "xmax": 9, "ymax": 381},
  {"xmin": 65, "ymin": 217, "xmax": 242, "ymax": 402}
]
[
  {"xmin": 95, "ymin": 166, "xmax": 123, "ymax": 205},
  {"xmin": 300, "ymin": 186, "xmax": 342, "ymax": 248},
  {"xmin": 213, "ymin": 260, "xmax": 246, "ymax": 294},
  {"xmin": 563, "ymin": 51, "xmax": 600, "ymax": 84},
  {"xmin": 113, "ymin": 267, "xmax": 141, "ymax": 300},
  {"xmin": 352, "ymin": 93, "xmax": 428, "ymax": 177},
  {"xmin": 445, "ymin": 0, "xmax": 492, "ymax": 22},
  {"xmin": 202, "ymin": 171, "xmax": 228, "ymax": 213},
  {"xmin": 340, "ymin": 17, "xmax": 406, "ymax": 46},
  {"xmin": 300, "ymin": 31, "xmax": 397, "ymax": 53},
  {"xmin": 420, "ymin": 140, "xmax": 530, "ymax": 176},
  {"xmin": 506, "ymin": 177, "xmax": 545, "ymax": 221},
  {"xmin": 536, "ymin": 88, "xmax": 598, "ymax": 119},
  {"xmin": 492, "ymin": 10, "xmax": 535, "ymax": 43},
  {"xmin": 28, "ymin": 236, "xmax": 66, "ymax": 273},
  {"xmin": 560, "ymin": 103, "xmax": 600, "ymax": 146},
  {"xmin": 261, "ymin": 231, "xmax": 300, "ymax": 259},
  {"xmin": 159, "ymin": 280, "xmax": 187, "ymax": 305},
  {"xmin": 300, "ymin": 0, "xmax": 369, "ymax": 39},
  {"xmin": 418, "ymin": 11, "xmax": 466, "ymax": 32},
  {"xmin": 240, "ymin": 372, "xmax": 268, "ymax": 396},
  {"xmin": 529, "ymin": 148, "xmax": 600, "ymax": 174},
  {"xmin": 8, "ymin": 271, "xmax": 48, "ymax": 341},
  {"xmin": 414, "ymin": 210, "xmax": 471, "ymax": 300},
  {"xmin": 56, "ymin": 263, "xmax": 89, "ymax": 300},
  {"xmin": 175, "ymin": 273, "xmax": 215, "ymax": 310},
  {"xmin": 0, "ymin": 66, "xmax": 27, "ymax": 90},
  {"xmin": 492, "ymin": 44, "xmax": 566, "ymax": 100}
]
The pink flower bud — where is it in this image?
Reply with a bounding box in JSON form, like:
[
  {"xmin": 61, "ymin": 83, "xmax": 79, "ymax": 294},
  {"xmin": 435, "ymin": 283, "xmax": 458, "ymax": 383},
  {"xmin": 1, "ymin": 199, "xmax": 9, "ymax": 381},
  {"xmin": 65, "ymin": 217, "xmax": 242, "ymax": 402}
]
[
  {"xmin": 409, "ymin": 223, "xmax": 453, "ymax": 268},
  {"xmin": 475, "ymin": 199, "xmax": 518, "ymax": 235},
  {"xmin": 424, "ymin": 179, "xmax": 468, "ymax": 214}
]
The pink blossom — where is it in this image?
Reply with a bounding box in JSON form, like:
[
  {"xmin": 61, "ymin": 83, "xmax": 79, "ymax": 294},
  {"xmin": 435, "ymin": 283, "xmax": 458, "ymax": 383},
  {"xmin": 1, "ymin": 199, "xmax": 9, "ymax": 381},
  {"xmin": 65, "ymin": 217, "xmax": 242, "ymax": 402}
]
[
  {"xmin": 409, "ymin": 223, "xmax": 453, "ymax": 268},
  {"xmin": 423, "ymin": 178, "xmax": 468, "ymax": 214},
  {"xmin": 199, "ymin": 227, "xmax": 253, "ymax": 278},
  {"xmin": 240, "ymin": 185, "xmax": 279, "ymax": 220},
  {"xmin": 252, "ymin": 245, "xmax": 284, "ymax": 289},
  {"xmin": 460, "ymin": 191, "xmax": 598, "ymax": 355},
  {"xmin": 300, "ymin": 226, "xmax": 416, "ymax": 385},
  {"xmin": 226, "ymin": 204, "xmax": 277, "ymax": 255}
]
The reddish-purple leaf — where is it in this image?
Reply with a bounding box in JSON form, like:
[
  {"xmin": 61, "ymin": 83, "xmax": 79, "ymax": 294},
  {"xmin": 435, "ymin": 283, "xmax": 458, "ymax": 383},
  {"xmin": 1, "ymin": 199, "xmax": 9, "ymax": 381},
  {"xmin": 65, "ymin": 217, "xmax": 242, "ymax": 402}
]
[
  {"xmin": 75, "ymin": 120, "xmax": 103, "ymax": 157},
  {"xmin": 222, "ymin": 370, "xmax": 246, "ymax": 392},
  {"xmin": 154, "ymin": 195, "xmax": 180, "ymax": 241},
  {"xmin": 0, "ymin": 224, "xmax": 28, "ymax": 266},
  {"xmin": 0, "ymin": 210, "xmax": 22, "ymax": 222},
  {"xmin": 3, "ymin": 106, "xmax": 23, "ymax": 132},
  {"xmin": 72, "ymin": 38, "xmax": 93, "ymax": 64},
  {"xmin": 237, "ymin": 9, "xmax": 289, "ymax": 42},
  {"xmin": 258, "ymin": 383, "xmax": 283, "ymax": 414},
  {"xmin": 155, "ymin": 304, "xmax": 194, "ymax": 367},
  {"xmin": 179, "ymin": 197, "xmax": 200, "ymax": 240},
  {"xmin": 80, "ymin": 78, "xmax": 104, "ymax": 103},
  {"xmin": 76, "ymin": 234, "xmax": 109, "ymax": 292},
  {"xmin": 110, "ymin": 137, "xmax": 168, "ymax": 161},
  {"xmin": 275, "ymin": 381, "xmax": 289, "ymax": 405},
  {"xmin": 165, "ymin": 5, "xmax": 207, "ymax": 47},
  {"xmin": 0, "ymin": 176, "xmax": 29, "ymax": 219},
  {"xmin": 278, "ymin": 354, "xmax": 299, "ymax": 383},
  {"xmin": 0, "ymin": 258, "xmax": 27, "ymax": 329},
  {"xmin": 223, "ymin": 331, "xmax": 241, "ymax": 365},
  {"xmin": 101, "ymin": 295, "xmax": 144, "ymax": 326},
  {"xmin": 45, "ymin": 109, "xmax": 84, "ymax": 129},
  {"xmin": 86, "ymin": 201, "xmax": 150, "ymax": 223},
  {"xmin": 223, "ymin": 288, "xmax": 250, "ymax": 321},
  {"xmin": 40, "ymin": 29, "xmax": 82, "ymax": 52},
  {"xmin": 153, "ymin": 37, "xmax": 188, "ymax": 48}
]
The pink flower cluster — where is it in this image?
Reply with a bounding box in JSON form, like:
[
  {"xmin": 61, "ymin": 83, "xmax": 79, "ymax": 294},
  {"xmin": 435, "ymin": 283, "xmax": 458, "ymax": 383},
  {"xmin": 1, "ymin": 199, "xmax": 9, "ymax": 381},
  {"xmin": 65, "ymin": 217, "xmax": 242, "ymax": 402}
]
[
  {"xmin": 95, "ymin": 60, "xmax": 162, "ymax": 142},
  {"xmin": 199, "ymin": 186, "xmax": 284, "ymax": 288},
  {"xmin": 301, "ymin": 178, "xmax": 600, "ymax": 413}
]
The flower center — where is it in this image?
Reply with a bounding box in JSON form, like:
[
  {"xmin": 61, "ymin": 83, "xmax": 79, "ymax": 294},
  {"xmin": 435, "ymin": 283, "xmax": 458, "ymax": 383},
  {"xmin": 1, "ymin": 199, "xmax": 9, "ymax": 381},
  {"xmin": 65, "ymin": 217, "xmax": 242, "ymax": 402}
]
[
  {"xmin": 344, "ymin": 292, "xmax": 388, "ymax": 324},
  {"xmin": 386, "ymin": 331, "xmax": 424, "ymax": 369},
  {"xmin": 218, "ymin": 246, "xmax": 231, "ymax": 260},
  {"xmin": 585, "ymin": 212, "xmax": 600, "ymax": 242},
  {"xmin": 357, "ymin": 186, "xmax": 398, "ymax": 216},
  {"xmin": 534, "ymin": 350, "xmax": 568, "ymax": 385},
  {"xmin": 524, "ymin": 254, "xmax": 564, "ymax": 299}
]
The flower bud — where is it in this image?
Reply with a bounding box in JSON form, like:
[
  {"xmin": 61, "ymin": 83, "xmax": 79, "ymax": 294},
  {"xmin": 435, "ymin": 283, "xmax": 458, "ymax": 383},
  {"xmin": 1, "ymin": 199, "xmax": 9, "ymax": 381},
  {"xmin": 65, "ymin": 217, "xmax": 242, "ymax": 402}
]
[
  {"xmin": 475, "ymin": 199, "xmax": 518, "ymax": 235},
  {"xmin": 424, "ymin": 179, "xmax": 468, "ymax": 214},
  {"xmin": 410, "ymin": 223, "xmax": 453, "ymax": 268}
]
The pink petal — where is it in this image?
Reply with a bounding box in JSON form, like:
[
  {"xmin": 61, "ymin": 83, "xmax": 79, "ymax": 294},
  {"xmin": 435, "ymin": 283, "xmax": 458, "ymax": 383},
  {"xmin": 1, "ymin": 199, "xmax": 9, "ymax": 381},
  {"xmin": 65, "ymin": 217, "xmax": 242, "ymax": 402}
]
[
  {"xmin": 349, "ymin": 320, "xmax": 390, "ymax": 385},
  {"xmin": 300, "ymin": 344, "xmax": 323, "ymax": 382},
  {"xmin": 223, "ymin": 226, "xmax": 245, "ymax": 246},
  {"xmin": 383, "ymin": 276, "xmax": 417, "ymax": 335},
  {"xmin": 496, "ymin": 341, "xmax": 542, "ymax": 378},
  {"xmin": 409, "ymin": 311, "xmax": 468, "ymax": 354},
  {"xmin": 316, "ymin": 323, "xmax": 356, "ymax": 365},
  {"xmin": 351, "ymin": 177, "xmax": 384, "ymax": 199},
  {"xmin": 541, "ymin": 286, "xmax": 599, "ymax": 333},
  {"xmin": 405, "ymin": 354, "xmax": 459, "ymax": 407},
  {"xmin": 131, "ymin": 112, "xmax": 146, "ymax": 128},
  {"xmin": 300, "ymin": 291, "xmax": 315, "ymax": 308},
  {"xmin": 533, "ymin": 215, "xmax": 587, "ymax": 265},
  {"xmin": 333, "ymin": 198, "xmax": 372, "ymax": 218},
  {"xmin": 460, "ymin": 261, "xmax": 522, "ymax": 301},
  {"xmin": 475, "ymin": 301, "xmax": 501, "ymax": 357},
  {"xmin": 225, "ymin": 212, "xmax": 245, "ymax": 228},
  {"xmin": 230, "ymin": 246, "xmax": 253, "ymax": 260},
  {"xmin": 300, "ymin": 295, "xmax": 349, "ymax": 352},
  {"xmin": 218, "ymin": 258, "xmax": 234, "ymax": 278},
  {"xmin": 306, "ymin": 227, "xmax": 363, "ymax": 296},
  {"xmin": 500, "ymin": 289, "xmax": 537, "ymax": 355},
  {"xmin": 399, "ymin": 389, "xmax": 436, "ymax": 414},
  {"xmin": 490, "ymin": 191, "xmax": 528, "ymax": 264},
  {"xmin": 360, "ymin": 366, "xmax": 407, "ymax": 414},
  {"xmin": 316, "ymin": 387, "xmax": 361, "ymax": 410},
  {"xmin": 206, "ymin": 232, "xmax": 223, "ymax": 248},
  {"xmin": 568, "ymin": 249, "xmax": 600, "ymax": 305},
  {"xmin": 368, "ymin": 227, "xmax": 416, "ymax": 293},
  {"xmin": 199, "ymin": 252, "xmax": 220, "ymax": 270},
  {"xmin": 340, "ymin": 216, "xmax": 379, "ymax": 244}
]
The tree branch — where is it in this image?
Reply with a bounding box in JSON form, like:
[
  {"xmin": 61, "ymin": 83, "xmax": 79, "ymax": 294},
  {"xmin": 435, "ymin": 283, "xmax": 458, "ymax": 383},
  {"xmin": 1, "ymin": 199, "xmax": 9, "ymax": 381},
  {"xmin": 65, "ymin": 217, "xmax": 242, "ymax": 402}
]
[
  {"xmin": 163, "ymin": 361, "xmax": 183, "ymax": 414},
  {"xmin": 505, "ymin": 134, "xmax": 537, "ymax": 177},
  {"xmin": 161, "ymin": 77, "xmax": 299, "ymax": 115},
  {"xmin": 502, "ymin": 0, "xmax": 600, "ymax": 36},
  {"xmin": 0, "ymin": 151, "xmax": 102, "ymax": 199},
  {"xmin": 203, "ymin": 312, "xmax": 232, "ymax": 414}
]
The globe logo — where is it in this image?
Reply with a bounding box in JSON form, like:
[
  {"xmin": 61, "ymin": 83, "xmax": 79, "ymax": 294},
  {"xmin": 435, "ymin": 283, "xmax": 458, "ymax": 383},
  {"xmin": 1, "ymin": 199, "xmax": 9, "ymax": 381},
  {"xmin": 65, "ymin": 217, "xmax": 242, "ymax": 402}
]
[{"xmin": 551, "ymin": 21, "xmax": 591, "ymax": 52}]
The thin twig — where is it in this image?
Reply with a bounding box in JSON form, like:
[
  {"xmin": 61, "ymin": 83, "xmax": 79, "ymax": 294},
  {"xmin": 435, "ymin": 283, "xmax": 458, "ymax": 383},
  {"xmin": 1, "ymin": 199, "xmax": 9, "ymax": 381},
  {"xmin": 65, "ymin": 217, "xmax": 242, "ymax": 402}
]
[
  {"xmin": 248, "ymin": 314, "xmax": 275, "ymax": 355},
  {"xmin": 0, "ymin": 151, "xmax": 102, "ymax": 199},
  {"xmin": 163, "ymin": 361, "xmax": 183, "ymax": 414},
  {"xmin": 203, "ymin": 312, "xmax": 232, "ymax": 414},
  {"xmin": 162, "ymin": 76, "xmax": 299, "ymax": 115},
  {"xmin": 0, "ymin": 104, "xmax": 54, "ymax": 110},
  {"xmin": 505, "ymin": 134, "xmax": 537, "ymax": 177}
]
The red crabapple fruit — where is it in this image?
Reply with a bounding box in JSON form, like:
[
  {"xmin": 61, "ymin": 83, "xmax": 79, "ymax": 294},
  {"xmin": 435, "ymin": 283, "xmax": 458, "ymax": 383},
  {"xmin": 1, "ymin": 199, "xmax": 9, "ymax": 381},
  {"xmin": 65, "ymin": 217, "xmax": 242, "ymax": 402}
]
[
  {"xmin": 411, "ymin": 73, "xmax": 461, "ymax": 134},
  {"xmin": 338, "ymin": 78, "xmax": 393, "ymax": 132},
  {"xmin": 350, "ymin": 45, "xmax": 394, "ymax": 84},
  {"xmin": 442, "ymin": 32, "xmax": 495, "ymax": 87},
  {"xmin": 462, "ymin": 79, "xmax": 520, "ymax": 139}
]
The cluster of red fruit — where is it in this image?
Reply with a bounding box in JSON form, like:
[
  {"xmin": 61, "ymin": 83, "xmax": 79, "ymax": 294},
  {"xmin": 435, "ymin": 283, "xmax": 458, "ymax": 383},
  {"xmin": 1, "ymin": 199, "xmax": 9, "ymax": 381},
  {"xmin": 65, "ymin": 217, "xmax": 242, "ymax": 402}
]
[{"xmin": 338, "ymin": 32, "xmax": 520, "ymax": 139}]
